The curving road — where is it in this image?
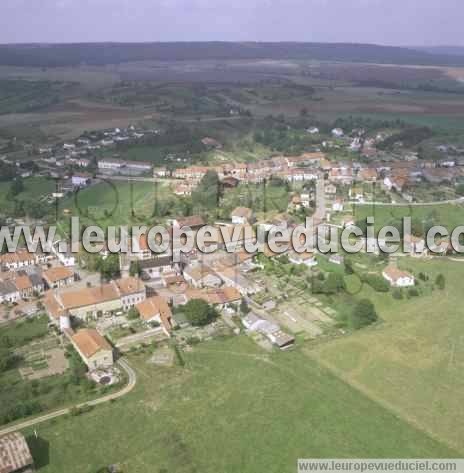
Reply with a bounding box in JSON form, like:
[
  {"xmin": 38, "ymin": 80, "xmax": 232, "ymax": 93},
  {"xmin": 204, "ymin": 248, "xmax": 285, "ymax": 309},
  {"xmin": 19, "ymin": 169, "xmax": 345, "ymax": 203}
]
[
  {"xmin": 352, "ymin": 197, "xmax": 464, "ymax": 207},
  {"xmin": 0, "ymin": 358, "xmax": 136, "ymax": 437}
]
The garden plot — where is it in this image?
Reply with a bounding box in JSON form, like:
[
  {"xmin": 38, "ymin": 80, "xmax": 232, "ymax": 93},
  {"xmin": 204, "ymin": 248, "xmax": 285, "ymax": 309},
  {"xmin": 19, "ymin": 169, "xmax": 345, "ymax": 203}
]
[
  {"xmin": 274, "ymin": 301, "xmax": 336, "ymax": 338},
  {"xmin": 19, "ymin": 347, "xmax": 68, "ymax": 381}
]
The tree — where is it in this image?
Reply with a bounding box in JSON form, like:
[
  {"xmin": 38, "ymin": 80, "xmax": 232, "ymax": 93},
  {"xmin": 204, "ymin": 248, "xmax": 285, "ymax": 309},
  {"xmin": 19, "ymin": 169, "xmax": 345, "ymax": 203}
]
[
  {"xmin": 8, "ymin": 177, "xmax": 24, "ymax": 199},
  {"xmin": 363, "ymin": 274, "xmax": 390, "ymax": 292},
  {"xmin": 127, "ymin": 307, "xmax": 139, "ymax": 320},
  {"xmin": 129, "ymin": 260, "xmax": 142, "ymax": 277},
  {"xmin": 191, "ymin": 170, "xmax": 221, "ymax": 211},
  {"xmin": 435, "ymin": 273, "xmax": 445, "ymax": 290},
  {"xmin": 344, "ymin": 258, "xmax": 354, "ymax": 275},
  {"xmin": 349, "ymin": 299, "xmax": 378, "ymax": 329},
  {"xmin": 96, "ymin": 254, "xmax": 120, "ymax": 280},
  {"xmin": 456, "ymin": 183, "xmax": 464, "ymax": 196},
  {"xmin": 240, "ymin": 298, "xmax": 250, "ymax": 315},
  {"xmin": 324, "ymin": 273, "xmax": 345, "ymax": 294},
  {"xmin": 183, "ymin": 299, "xmax": 219, "ymax": 326}
]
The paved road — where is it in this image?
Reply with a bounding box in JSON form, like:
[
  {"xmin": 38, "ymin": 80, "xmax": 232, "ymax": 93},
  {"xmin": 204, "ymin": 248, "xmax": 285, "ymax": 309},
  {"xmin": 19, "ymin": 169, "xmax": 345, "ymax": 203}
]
[
  {"xmin": 352, "ymin": 197, "xmax": 464, "ymax": 207},
  {"xmin": 0, "ymin": 358, "xmax": 136, "ymax": 436},
  {"xmin": 96, "ymin": 174, "xmax": 175, "ymax": 184},
  {"xmin": 314, "ymin": 177, "xmax": 326, "ymax": 221}
]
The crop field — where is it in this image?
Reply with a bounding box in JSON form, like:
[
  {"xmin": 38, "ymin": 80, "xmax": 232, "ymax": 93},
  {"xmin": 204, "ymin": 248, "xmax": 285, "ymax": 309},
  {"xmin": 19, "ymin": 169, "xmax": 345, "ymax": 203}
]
[
  {"xmin": 309, "ymin": 257, "xmax": 464, "ymax": 452},
  {"xmin": 23, "ymin": 336, "xmax": 458, "ymax": 473},
  {"xmin": 1, "ymin": 60, "xmax": 464, "ymax": 142}
]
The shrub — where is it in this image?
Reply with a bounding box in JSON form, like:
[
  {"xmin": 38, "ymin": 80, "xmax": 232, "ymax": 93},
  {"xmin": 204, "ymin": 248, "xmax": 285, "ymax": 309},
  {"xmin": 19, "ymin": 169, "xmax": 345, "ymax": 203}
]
[
  {"xmin": 435, "ymin": 274, "xmax": 445, "ymax": 290},
  {"xmin": 363, "ymin": 274, "xmax": 390, "ymax": 292},
  {"xmin": 349, "ymin": 299, "xmax": 378, "ymax": 329}
]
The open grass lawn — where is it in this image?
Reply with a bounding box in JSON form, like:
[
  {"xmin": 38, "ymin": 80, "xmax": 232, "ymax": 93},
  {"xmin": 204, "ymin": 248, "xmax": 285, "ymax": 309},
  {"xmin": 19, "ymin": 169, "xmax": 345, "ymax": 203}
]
[
  {"xmin": 58, "ymin": 181, "xmax": 173, "ymax": 231},
  {"xmin": 24, "ymin": 336, "xmax": 458, "ymax": 473},
  {"xmin": 310, "ymin": 257, "xmax": 464, "ymax": 452},
  {"xmin": 0, "ymin": 176, "xmax": 56, "ymax": 214},
  {"xmin": 353, "ymin": 202, "xmax": 464, "ymax": 232}
]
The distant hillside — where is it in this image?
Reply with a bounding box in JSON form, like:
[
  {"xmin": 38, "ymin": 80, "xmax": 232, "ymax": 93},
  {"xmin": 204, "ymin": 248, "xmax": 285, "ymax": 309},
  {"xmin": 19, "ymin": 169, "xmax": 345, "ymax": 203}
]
[
  {"xmin": 1, "ymin": 42, "xmax": 464, "ymax": 68},
  {"xmin": 413, "ymin": 46, "xmax": 464, "ymax": 57}
]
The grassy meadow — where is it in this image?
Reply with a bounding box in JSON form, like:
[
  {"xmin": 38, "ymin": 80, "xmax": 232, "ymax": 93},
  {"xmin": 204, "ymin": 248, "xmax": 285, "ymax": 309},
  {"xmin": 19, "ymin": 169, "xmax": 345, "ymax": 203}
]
[
  {"xmin": 309, "ymin": 257, "xmax": 464, "ymax": 452},
  {"xmin": 24, "ymin": 336, "xmax": 458, "ymax": 473},
  {"xmin": 353, "ymin": 202, "xmax": 464, "ymax": 232},
  {"xmin": 57, "ymin": 180, "xmax": 173, "ymax": 231}
]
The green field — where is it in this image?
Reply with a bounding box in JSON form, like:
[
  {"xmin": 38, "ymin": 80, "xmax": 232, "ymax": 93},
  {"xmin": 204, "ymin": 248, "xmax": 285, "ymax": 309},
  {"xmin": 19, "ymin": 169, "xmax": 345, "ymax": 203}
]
[
  {"xmin": 0, "ymin": 176, "xmax": 56, "ymax": 216},
  {"xmin": 310, "ymin": 257, "xmax": 464, "ymax": 452},
  {"xmin": 58, "ymin": 181, "xmax": 173, "ymax": 231},
  {"xmin": 23, "ymin": 336, "xmax": 458, "ymax": 473},
  {"xmin": 353, "ymin": 202, "xmax": 464, "ymax": 233},
  {"xmin": 0, "ymin": 315, "xmax": 48, "ymax": 346}
]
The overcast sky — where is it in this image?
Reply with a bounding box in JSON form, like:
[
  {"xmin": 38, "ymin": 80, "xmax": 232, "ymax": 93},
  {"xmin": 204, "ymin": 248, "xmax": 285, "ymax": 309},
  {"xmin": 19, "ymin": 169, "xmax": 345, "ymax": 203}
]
[{"xmin": 1, "ymin": 0, "xmax": 462, "ymax": 46}]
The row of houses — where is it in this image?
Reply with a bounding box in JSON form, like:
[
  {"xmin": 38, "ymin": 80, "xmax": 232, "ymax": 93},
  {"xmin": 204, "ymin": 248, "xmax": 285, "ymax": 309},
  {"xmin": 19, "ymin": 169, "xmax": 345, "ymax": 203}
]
[
  {"xmin": 43, "ymin": 276, "xmax": 146, "ymax": 323},
  {"xmin": 0, "ymin": 261, "xmax": 75, "ymax": 304}
]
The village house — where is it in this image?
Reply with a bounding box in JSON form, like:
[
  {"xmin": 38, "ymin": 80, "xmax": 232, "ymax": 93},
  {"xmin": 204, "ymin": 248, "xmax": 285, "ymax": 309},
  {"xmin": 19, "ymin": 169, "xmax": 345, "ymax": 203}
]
[
  {"xmin": 403, "ymin": 234, "xmax": 427, "ymax": 257},
  {"xmin": 71, "ymin": 172, "xmax": 91, "ymax": 188},
  {"xmin": 215, "ymin": 266, "xmax": 260, "ymax": 295},
  {"xmin": 0, "ymin": 280, "xmax": 20, "ymax": 304},
  {"xmin": 201, "ymin": 137, "xmax": 222, "ymax": 149},
  {"xmin": 136, "ymin": 296, "xmax": 173, "ymax": 337},
  {"xmin": 300, "ymin": 192, "xmax": 311, "ymax": 208},
  {"xmin": 183, "ymin": 265, "xmax": 222, "ymax": 288},
  {"xmin": 288, "ymin": 251, "xmax": 318, "ymax": 267},
  {"xmin": 44, "ymin": 277, "xmax": 146, "ymax": 322},
  {"xmin": 231, "ymin": 207, "xmax": 254, "ymax": 225},
  {"xmin": 358, "ymin": 168, "xmax": 378, "ymax": 182},
  {"xmin": 422, "ymin": 167, "xmax": 458, "ymax": 184},
  {"xmin": 383, "ymin": 176, "xmax": 407, "ymax": 193},
  {"xmin": 172, "ymin": 215, "xmax": 206, "ymax": 231},
  {"xmin": 329, "ymin": 167, "xmax": 353, "ymax": 184},
  {"xmin": 242, "ymin": 313, "xmax": 295, "ymax": 349},
  {"xmin": 71, "ymin": 328, "xmax": 114, "ymax": 370},
  {"xmin": 98, "ymin": 158, "xmax": 124, "ymax": 171},
  {"xmin": 139, "ymin": 256, "xmax": 173, "ymax": 280},
  {"xmin": 213, "ymin": 224, "xmax": 256, "ymax": 251},
  {"xmin": 382, "ymin": 265, "xmax": 415, "ymax": 287},
  {"xmin": 174, "ymin": 182, "xmax": 196, "ymax": 196},
  {"xmin": 42, "ymin": 266, "xmax": 75, "ymax": 289},
  {"xmin": 173, "ymin": 166, "xmax": 209, "ymax": 180},
  {"xmin": 153, "ymin": 166, "xmax": 168, "ymax": 178},
  {"xmin": 12, "ymin": 272, "xmax": 43, "ymax": 299},
  {"xmin": 332, "ymin": 198, "xmax": 344, "ymax": 212},
  {"xmin": 331, "ymin": 128, "xmax": 344, "ymax": 138},
  {"xmin": 0, "ymin": 250, "xmax": 36, "ymax": 271},
  {"xmin": 50, "ymin": 241, "xmax": 76, "ymax": 267},
  {"xmin": 0, "ymin": 432, "xmax": 35, "ymax": 473}
]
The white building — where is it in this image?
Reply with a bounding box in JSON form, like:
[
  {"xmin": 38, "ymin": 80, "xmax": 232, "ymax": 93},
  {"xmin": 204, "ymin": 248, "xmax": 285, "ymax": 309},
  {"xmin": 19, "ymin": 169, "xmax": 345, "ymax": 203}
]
[
  {"xmin": 332, "ymin": 198, "xmax": 344, "ymax": 212},
  {"xmin": 382, "ymin": 265, "xmax": 415, "ymax": 287},
  {"xmin": 288, "ymin": 251, "xmax": 318, "ymax": 268}
]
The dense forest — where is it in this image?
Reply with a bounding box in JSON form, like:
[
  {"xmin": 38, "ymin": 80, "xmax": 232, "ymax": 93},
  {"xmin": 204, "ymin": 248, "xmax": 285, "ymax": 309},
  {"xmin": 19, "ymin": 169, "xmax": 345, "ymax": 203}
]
[{"xmin": 1, "ymin": 42, "xmax": 464, "ymax": 67}]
